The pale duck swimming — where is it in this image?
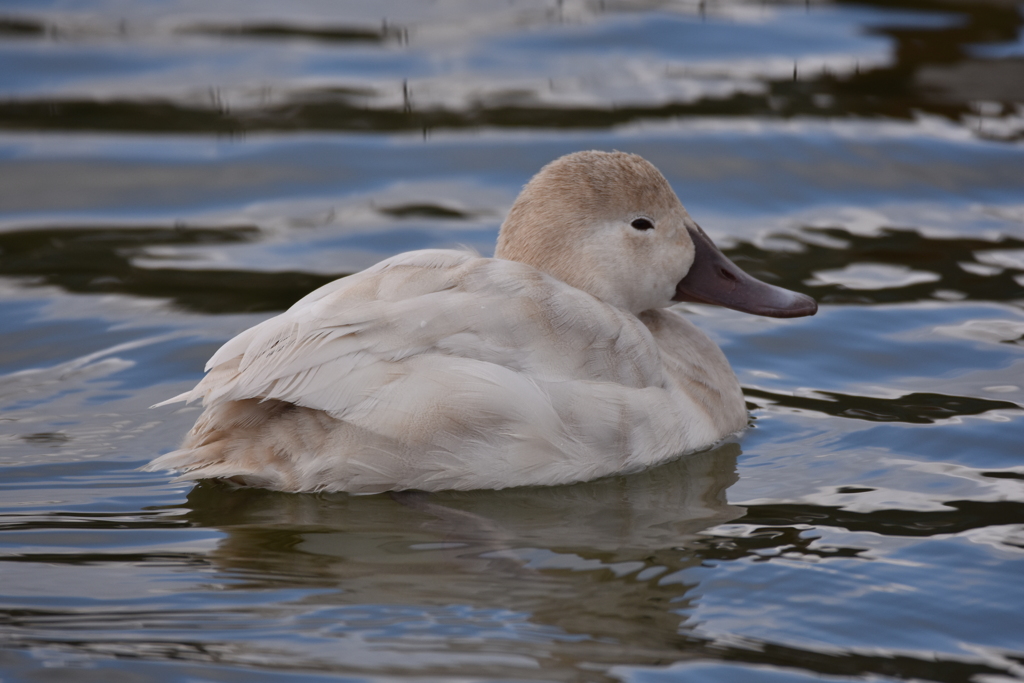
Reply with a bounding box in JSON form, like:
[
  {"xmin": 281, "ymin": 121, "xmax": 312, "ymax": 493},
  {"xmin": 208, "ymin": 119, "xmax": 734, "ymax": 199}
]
[{"xmin": 146, "ymin": 151, "xmax": 816, "ymax": 493}]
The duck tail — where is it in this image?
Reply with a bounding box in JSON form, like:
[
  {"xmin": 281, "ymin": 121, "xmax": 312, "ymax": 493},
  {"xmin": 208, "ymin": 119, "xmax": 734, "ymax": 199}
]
[{"xmin": 142, "ymin": 442, "xmax": 228, "ymax": 477}]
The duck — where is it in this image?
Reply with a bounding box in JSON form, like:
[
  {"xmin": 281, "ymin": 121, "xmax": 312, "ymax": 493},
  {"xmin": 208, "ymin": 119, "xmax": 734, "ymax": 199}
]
[{"xmin": 145, "ymin": 150, "xmax": 816, "ymax": 493}]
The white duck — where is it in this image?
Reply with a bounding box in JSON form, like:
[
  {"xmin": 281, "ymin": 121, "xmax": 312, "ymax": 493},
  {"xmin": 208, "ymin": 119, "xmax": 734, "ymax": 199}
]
[{"xmin": 147, "ymin": 151, "xmax": 816, "ymax": 493}]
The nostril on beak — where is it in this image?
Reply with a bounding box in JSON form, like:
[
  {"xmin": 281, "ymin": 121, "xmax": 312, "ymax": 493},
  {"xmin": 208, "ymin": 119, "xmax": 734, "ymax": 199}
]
[{"xmin": 720, "ymin": 267, "xmax": 738, "ymax": 282}]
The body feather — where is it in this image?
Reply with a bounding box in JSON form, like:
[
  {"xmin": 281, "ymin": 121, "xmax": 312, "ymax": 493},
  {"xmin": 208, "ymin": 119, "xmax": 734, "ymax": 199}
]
[{"xmin": 147, "ymin": 249, "xmax": 746, "ymax": 492}]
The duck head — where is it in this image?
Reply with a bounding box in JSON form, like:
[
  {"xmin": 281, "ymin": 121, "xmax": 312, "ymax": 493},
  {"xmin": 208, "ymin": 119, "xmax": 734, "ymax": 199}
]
[{"xmin": 495, "ymin": 150, "xmax": 817, "ymax": 318}]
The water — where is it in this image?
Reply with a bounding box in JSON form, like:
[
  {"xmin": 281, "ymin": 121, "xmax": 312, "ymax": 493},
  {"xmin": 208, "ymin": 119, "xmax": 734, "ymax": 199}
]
[{"xmin": 2, "ymin": 1, "xmax": 1023, "ymax": 680}]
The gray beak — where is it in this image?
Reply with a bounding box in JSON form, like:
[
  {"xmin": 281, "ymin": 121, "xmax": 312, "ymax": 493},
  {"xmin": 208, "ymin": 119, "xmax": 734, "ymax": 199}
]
[{"xmin": 673, "ymin": 223, "xmax": 817, "ymax": 318}]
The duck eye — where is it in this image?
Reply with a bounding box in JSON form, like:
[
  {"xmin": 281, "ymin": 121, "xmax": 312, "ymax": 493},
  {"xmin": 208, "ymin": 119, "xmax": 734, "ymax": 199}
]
[{"xmin": 631, "ymin": 218, "xmax": 654, "ymax": 231}]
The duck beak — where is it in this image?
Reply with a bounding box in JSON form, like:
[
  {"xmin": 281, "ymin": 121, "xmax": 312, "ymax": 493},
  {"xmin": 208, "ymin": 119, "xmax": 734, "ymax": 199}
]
[{"xmin": 673, "ymin": 223, "xmax": 817, "ymax": 318}]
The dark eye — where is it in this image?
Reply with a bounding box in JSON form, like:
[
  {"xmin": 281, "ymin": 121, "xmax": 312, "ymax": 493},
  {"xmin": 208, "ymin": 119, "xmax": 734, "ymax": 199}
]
[{"xmin": 631, "ymin": 218, "xmax": 654, "ymax": 231}]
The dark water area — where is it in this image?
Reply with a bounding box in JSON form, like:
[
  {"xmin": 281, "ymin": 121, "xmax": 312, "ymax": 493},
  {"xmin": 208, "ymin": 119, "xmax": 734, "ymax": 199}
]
[{"xmin": 1, "ymin": 1, "xmax": 1024, "ymax": 681}]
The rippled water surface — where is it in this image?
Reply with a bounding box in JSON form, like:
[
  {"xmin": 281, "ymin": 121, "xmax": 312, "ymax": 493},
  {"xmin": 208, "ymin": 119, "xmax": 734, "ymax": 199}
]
[{"xmin": 2, "ymin": 1, "xmax": 1024, "ymax": 681}]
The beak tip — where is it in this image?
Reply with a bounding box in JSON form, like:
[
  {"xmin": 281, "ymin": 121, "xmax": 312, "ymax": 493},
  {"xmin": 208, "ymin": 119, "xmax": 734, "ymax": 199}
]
[{"xmin": 771, "ymin": 292, "xmax": 818, "ymax": 318}]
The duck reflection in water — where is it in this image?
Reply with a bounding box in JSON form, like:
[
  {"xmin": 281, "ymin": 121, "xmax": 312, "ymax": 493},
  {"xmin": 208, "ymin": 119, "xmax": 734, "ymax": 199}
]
[{"xmin": 180, "ymin": 443, "xmax": 744, "ymax": 668}]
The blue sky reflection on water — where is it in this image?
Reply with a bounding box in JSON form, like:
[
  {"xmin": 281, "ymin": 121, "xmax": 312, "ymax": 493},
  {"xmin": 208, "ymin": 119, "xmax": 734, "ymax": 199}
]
[
  {"xmin": 3, "ymin": 126, "xmax": 1023, "ymax": 226},
  {"xmin": 1, "ymin": 1, "xmax": 1024, "ymax": 681}
]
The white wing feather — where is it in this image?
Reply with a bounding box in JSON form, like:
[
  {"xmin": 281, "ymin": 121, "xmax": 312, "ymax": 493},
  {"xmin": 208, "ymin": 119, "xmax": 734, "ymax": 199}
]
[{"xmin": 174, "ymin": 250, "xmax": 663, "ymax": 416}]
